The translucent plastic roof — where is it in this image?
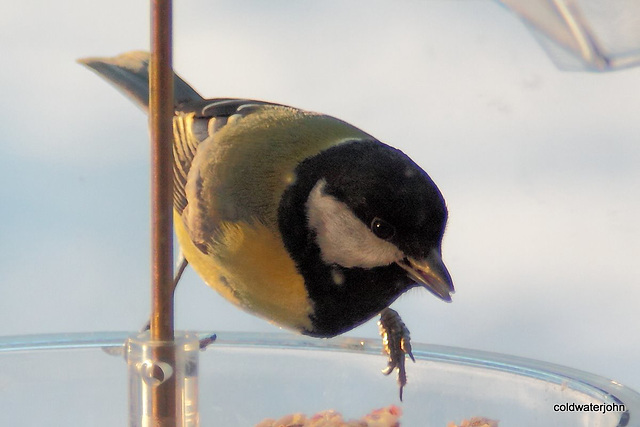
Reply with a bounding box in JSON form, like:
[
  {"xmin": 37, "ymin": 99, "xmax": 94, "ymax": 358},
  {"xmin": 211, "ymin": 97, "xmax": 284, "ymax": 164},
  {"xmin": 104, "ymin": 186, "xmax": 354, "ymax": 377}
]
[{"xmin": 499, "ymin": 0, "xmax": 640, "ymax": 71}]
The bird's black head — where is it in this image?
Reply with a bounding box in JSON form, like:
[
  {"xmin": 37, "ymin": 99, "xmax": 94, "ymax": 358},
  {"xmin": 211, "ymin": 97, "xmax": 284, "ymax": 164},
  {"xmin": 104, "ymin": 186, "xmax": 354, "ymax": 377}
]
[{"xmin": 279, "ymin": 139, "xmax": 453, "ymax": 337}]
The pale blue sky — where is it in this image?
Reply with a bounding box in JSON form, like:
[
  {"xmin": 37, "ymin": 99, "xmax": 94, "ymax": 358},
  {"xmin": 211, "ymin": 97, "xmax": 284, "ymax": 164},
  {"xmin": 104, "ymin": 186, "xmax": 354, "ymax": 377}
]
[{"xmin": 1, "ymin": 0, "xmax": 639, "ymax": 400}]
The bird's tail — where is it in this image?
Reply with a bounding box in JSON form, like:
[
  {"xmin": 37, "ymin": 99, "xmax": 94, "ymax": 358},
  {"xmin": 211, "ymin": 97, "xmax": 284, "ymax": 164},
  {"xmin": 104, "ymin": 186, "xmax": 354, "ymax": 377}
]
[{"xmin": 78, "ymin": 51, "xmax": 204, "ymax": 110}]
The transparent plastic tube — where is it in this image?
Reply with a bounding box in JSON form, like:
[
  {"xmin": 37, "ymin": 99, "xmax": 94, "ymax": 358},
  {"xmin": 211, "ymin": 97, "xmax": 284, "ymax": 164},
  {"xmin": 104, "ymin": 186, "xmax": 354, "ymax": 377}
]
[{"xmin": 126, "ymin": 332, "xmax": 200, "ymax": 427}]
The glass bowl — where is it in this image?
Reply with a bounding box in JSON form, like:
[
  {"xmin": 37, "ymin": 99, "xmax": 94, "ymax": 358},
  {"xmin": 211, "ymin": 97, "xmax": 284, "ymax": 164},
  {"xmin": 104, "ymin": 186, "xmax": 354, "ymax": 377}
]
[{"xmin": 0, "ymin": 332, "xmax": 637, "ymax": 426}]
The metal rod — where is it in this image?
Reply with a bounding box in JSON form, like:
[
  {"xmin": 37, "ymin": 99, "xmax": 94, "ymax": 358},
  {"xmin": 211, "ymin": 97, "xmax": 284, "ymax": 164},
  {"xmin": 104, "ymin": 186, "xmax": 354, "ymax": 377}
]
[
  {"xmin": 149, "ymin": 0, "xmax": 176, "ymax": 424},
  {"xmin": 150, "ymin": 0, "xmax": 174, "ymax": 344}
]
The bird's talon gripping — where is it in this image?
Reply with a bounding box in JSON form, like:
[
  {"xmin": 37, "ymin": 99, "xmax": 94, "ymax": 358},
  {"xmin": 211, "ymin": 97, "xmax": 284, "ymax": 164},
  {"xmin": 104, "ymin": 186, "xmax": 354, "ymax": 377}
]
[
  {"xmin": 378, "ymin": 308, "xmax": 414, "ymax": 401},
  {"xmin": 199, "ymin": 333, "xmax": 217, "ymax": 350}
]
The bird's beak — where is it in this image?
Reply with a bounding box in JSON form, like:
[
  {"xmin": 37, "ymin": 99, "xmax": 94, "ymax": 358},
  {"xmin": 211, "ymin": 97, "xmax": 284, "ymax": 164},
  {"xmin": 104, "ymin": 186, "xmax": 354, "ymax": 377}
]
[{"xmin": 397, "ymin": 249, "xmax": 454, "ymax": 302}]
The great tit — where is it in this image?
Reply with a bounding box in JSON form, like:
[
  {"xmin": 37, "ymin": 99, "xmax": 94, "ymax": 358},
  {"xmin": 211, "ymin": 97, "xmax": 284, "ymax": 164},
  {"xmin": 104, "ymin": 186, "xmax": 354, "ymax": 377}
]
[{"xmin": 80, "ymin": 51, "xmax": 454, "ymax": 397}]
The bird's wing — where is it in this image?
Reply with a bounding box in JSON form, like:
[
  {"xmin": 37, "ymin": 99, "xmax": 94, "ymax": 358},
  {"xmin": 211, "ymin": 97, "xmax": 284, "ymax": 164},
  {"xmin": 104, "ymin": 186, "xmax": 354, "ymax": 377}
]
[{"xmin": 172, "ymin": 99, "xmax": 282, "ymax": 217}]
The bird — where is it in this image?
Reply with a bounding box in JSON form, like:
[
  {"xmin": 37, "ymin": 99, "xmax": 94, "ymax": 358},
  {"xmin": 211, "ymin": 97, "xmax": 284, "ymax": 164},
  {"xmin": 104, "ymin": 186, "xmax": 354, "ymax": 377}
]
[{"xmin": 79, "ymin": 51, "xmax": 454, "ymax": 399}]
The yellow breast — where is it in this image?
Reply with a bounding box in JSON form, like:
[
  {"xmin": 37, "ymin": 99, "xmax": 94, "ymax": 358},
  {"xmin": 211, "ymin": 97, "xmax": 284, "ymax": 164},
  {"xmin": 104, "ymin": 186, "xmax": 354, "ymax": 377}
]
[{"xmin": 174, "ymin": 211, "xmax": 314, "ymax": 332}]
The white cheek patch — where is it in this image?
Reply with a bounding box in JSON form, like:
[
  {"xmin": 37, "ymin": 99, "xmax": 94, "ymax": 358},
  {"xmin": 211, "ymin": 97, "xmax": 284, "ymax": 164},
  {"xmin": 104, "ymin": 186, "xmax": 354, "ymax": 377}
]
[{"xmin": 305, "ymin": 180, "xmax": 405, "ymax": 269}]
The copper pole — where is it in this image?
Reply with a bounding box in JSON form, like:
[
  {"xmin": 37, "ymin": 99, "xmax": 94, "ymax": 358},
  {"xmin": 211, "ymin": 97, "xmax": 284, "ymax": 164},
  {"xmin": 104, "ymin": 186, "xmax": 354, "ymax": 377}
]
[
  {"xmin": 149, "ymin": 0, "xmax": 176, "ymax": 424},
  {"xmin": 149, "ymin": 0, "xmax": 174, "ymax": 345}
]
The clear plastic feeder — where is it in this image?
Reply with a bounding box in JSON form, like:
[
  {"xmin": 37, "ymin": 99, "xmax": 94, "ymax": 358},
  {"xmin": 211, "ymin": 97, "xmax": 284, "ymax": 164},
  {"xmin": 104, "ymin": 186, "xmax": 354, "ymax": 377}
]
[{"xmin": 0, "ymin": 332, "xmax": 638, "ymax": 426}]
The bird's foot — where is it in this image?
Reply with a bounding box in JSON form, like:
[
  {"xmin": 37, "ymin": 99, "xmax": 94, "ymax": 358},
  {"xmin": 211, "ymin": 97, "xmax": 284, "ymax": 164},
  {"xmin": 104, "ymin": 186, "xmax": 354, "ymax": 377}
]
[
  {"xmin": 198, "ymin": 333, "xmax": 217, "ymax": 350},
  {"xmin": 378, "ymin": 307, "xmax": 415, "ymax": 401}
]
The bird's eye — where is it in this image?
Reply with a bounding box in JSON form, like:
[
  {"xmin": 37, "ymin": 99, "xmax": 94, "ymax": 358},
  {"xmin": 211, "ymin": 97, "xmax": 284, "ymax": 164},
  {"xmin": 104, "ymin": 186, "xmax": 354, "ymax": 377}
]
[{"xmin": 371, "ymin": 217, "xmax": 395, "ymax": 240}]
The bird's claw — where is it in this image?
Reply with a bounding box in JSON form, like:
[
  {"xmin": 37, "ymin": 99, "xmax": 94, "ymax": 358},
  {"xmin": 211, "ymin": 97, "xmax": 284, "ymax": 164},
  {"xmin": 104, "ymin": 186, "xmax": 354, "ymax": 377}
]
[
  {"xmin": 198, "ymin": 333, "xmax": 217, "ymax": 350},
  {"xmin": 378, "ymin": 307, "xmax": 415, "ymax": 401}
]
